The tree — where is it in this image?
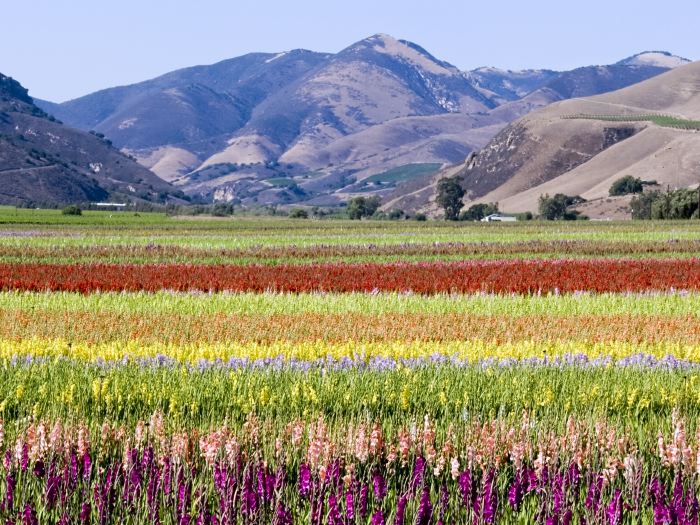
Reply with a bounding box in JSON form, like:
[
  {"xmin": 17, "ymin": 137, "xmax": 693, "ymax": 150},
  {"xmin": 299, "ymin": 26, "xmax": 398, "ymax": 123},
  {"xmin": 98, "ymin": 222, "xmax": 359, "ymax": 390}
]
[
  {"xmin": 538, "ymin": 194, "xmax": 585, "ymax": 220},
  {"xmin": 347, "ymin": 196, "xmax": 381, "ymax": 220},
  {"xmin": 61, "ymin": 205, "xmax": 82, "ymax": 216},
  {"xmin": 630, "ymin": 191, "xmax": 659, "ymax": 219},
  {"xmin": 288, "ymin": 208, "xmax": 309, "ymax": 219},
  {"xmin": 609, "ymin": 176, "xmax": 644, "ymax": 196},
  {"xmin": 436, "ymin": 177, "xmax": 465, "ymax": 221},
  {"xmin": 459, "ymin": 202, "xmax": 499, "ymax": 221}
]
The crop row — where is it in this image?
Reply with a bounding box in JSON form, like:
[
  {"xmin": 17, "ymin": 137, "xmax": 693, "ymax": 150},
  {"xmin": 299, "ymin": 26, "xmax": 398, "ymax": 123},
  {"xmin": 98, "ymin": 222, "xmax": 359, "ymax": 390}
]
[
  {"xmin": 3, "ymin": 310, "xmax": 700, "ymax": 344},
  {"xmin": 3, "ymin": 239, "xmax": 700, "ymax": 265},
  {"xmin": 2, "ymin": 259, "xmax": 700, "ymax": 293},
  {"xmin": 6, "ymin": 290, "xmax": 700, "ymax": 317},
  {"xmin": 0, "ymin": 413, "xmax": 698, "ymax": 524},
  {"xmin": 1, "ymin": 359, "xmax": 700, "ymax": 424},
  {"xmin": 5, "ymin": 338, "xmax": 700, "ymax": 365}
]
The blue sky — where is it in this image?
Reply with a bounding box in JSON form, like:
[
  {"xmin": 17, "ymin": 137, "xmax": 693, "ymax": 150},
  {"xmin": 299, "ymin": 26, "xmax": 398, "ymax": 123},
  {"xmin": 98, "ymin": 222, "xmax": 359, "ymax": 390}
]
[{"xmin": 4, "ymin": 0, "xmax": 698, "ymax": 102}]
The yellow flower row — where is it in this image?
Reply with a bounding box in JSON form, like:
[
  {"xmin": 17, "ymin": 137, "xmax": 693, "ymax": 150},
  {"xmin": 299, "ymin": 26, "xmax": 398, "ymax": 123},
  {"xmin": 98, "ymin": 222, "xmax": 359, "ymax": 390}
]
[{"xmin": 1, "ymin": 338, "xmax": 699, "ymax": 364}]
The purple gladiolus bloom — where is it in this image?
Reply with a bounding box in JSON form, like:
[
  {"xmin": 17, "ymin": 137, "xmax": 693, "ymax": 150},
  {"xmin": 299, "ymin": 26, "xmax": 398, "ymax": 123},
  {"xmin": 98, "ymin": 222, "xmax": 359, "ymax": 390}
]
[
  {"xmin": 371, "ymin": 510, "xmax": 385, "ymax": 525},
  {"xmin": 394, "ymin": 495, "xmax": 408, "ymax": 525},
  {"xmin": 19, "ymin": 445, "xmax": 28, "ymax": 472},
  {"xmin": 46, "ymin": 475, "xmax": 60, "ymax": 508},
  {"xmin": 562, "ymin": 510, "xmax": 573, "ymax": 525},
  {"xmin": 31, "ymin": 460, "xmax": 44, "ymax": 479},
  {"xmin": 21, "ymin": 504, "xmax": 38, "ymax": 525},
  {"xmin": 4, "ymin": 474, "xmax": 15, "ymax": 511},
  {"xmin": 411, "ymin": 457, "xmax": 426, "ymax": 493},
  {"xmin": 328, "ymin": 493, "xmax": 342, "ymax": 525},
  {"xmin": 373, "ymin": 470, "xmax": 387, "ymax": 501},
  {"xmin": 606, "ymin": 490, "xmax": 623, "ymax": 525},
  {"xmin": 359, "ymin": 484, "xmax": 369, "ymax": 518},
  {"xmin": 298, "ymin": 464, "xmax": 311, "ymax": 498},
  {"xmin": 458, "ymin": 470, "xmax": 473, "ymax": 508},
  {"xmin": 346, "ymin": 490, "xmax": 355, "ymax": 521},
  {"xmin": 274, "ymin": 502, "xmax": 293, "ymax": 525},
  {"xmin": 479, "ymin": 470, "xmax": 498, "ymax": 524},
  {"xmin": 82, "ymin": 452, "xmax": 92, "ymax": 481},
  {"xmin": 416, "ymin": 487, "xmax": 433, "ymax": 525},
  {"xmin": 80, "ymin": 502, "xmax": 91, "ymax": 524}
]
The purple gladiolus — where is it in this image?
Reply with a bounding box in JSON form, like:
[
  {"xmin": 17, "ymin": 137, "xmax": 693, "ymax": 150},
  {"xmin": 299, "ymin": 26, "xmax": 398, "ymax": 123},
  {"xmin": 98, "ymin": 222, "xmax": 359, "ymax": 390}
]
[
  {"xmin": 371, "ymin": 510, "xmax": 385, "ymax": 525},
  {"xmin": 21, "ymin": 504, "xmax": 38, "ymax": 525},
  {"xmin": 438, "ymin": 484, "xmax": 449, "ymax": 521},
  {"xmin": 31, "ymin": 461, "xmax": 44, "ymax": 479},
  {"xmin": 45, "ymin": 475, "xmax": 60, "ymax": 508},
  {"xmin": 373, "ymin": 470, "xmax": 387, "ymax": 501},
  {"xmin": 393, "ymin": 495, "xmax": 408, "ymax": 525},
  {"xmin": 411, "ymin": 457, "xmax": 426, "ymax": 493},
  {"xmin": 359, "ymin": 484, "xmax": 369, "ymax": 518},
  {"xmin": 82, "ymin": 452, "xmax": 92, "ymax": 481},
  {"xmin": 479, "ymin": 470, "xmax": 498, "ymax": 524},
  {"xmin": 345, "ymin": 490, "xmax": 355, "ymax": 521},
  {"xmin": 507, "ymin": 471, "xmax": 523, "ymax": 511},
  {"xmin": 298, "ymin": 464, "xmax": 311, "ymax": 498},
  {"xmin": 80, "ymin": 502, "xmax": 91, "ymax": 524},
  {"xmin": 274, "ymin": 502, "xmax": 293, "ymax": 525},
  {"xmin": 458, "ymin": 470, "xmax": 473, "ymax": 508},
  {"xmin": 328, "ymin": 493, "xmax": 342, "ymax": 525},
  {"xmin": 606, "ymin": 490, "xmax": 623, "ymax": 525},
  {"xmin": 585, "ymin": 474, "xmax": 604, "ymax": 513},
  {"xmin": 416, "ymin": 487, "xmax": 433, "ymax": 525},
  {"xmin": 4, "ymin": 474, "xmax": 15, "ymax": 511}
]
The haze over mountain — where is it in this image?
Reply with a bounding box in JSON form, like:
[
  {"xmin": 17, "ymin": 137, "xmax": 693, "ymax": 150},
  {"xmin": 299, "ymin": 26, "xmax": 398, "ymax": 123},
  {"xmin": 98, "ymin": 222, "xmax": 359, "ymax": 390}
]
[
  {"xmin": 395, "ymin": 60, "xmax": 700, "ymax": 219},
  {"xmin": 35, "ymin": 36, "xmax": 691, "ymax": 207},
  {"xmin": 0, "ymin": 74, "xmax": 181, "ymax": 206}
]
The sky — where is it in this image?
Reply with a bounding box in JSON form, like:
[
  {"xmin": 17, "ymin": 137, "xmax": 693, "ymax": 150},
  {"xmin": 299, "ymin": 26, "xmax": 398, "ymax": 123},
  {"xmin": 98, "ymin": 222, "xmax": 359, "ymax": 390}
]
[{"xmin": 3, "ymin": 0, "xmax": 698, "ymax": 102}]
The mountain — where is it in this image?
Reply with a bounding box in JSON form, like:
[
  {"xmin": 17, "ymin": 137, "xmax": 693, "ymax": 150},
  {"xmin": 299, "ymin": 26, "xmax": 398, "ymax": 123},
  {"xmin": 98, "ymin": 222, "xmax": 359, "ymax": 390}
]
[
  {"xmin": 0, "ymin": 73, "xmax": 180, "ymax": 206},
  {"xmin": 447, "ymin": 61, "xmax": 700, "ymax": 218},
  {"xmin": 617, "ymin": 51, "xmax": 691, "ymax": 68},
  {"xmin": 36, "ymin": 37, "xmax": 689, "ymax": 207}
]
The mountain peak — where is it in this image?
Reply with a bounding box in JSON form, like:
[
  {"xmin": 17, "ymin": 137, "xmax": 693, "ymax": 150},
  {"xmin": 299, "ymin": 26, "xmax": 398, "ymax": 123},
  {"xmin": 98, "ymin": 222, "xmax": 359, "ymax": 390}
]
[
  {"xmin": 341, "ymin": 33, "xmax": 458, "ymax": 76},
  {"xmin": 617, "ymin": 51, "xmax": 691, "ymax": 69}
]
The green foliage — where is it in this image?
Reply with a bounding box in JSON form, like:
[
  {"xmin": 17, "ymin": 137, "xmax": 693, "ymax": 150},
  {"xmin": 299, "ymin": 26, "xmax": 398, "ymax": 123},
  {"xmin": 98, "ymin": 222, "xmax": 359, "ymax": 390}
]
[
  {"xmin": 459, "ymin": 203, "xmax": 499, "ymax": 221},
  {"xmin": 346, "ymin": 196, "xmax": 381, "ymax": 220},
  {"xmin": 562, "ymin": 113, "xmax": 700, "ymax": 131},
  {"xmin": 630, "ymin": 188, "xmax": 700, "ymax": 220},
  {"xmin": 516, "ymin": 211, "xmax": 534, "ymax": 221},
  {"xmin": 414, "ymin": 213, "xmax": 427, "ymax": 222},
  {"xmin": 61, "ymin": 205, "xmax": 82, "ymax": 216},
  {"xmin": 609, "ymin": 176, "xmax": 644, "ymax": 196},
  {"xmin": 436, "ymin": 177, "xmax": 465, "ymax": 221},
  {"xmin": 538, "ymin": 194, "xmax": 585, "ymax": 220},
  {"xmin": 211, "ymin": 203, "xmax": 235, "ymax": 217},
  {"xmin": 363, "ymin": 163, "xmax": 442, "ymax": 184},
  {"xmin": 288, "ymin": 208, "xmax": 309, "ymax": 219}
]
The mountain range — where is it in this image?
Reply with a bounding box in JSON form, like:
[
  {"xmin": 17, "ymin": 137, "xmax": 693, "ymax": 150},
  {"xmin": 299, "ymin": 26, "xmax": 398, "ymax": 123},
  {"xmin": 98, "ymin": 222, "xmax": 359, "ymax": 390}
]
[
  {"xmin": 34, "ymin": 35, "xmax": 691, "ymax": 208},
  {"xmin": 389, "ymin": 60, "xmax": 700, "ymax": 219}
]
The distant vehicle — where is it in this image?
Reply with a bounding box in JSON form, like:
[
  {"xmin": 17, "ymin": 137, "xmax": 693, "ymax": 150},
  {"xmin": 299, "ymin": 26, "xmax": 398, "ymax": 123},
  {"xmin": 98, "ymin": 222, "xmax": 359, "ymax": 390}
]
[{"xmin": 481, "ymin": 213, "xmax": 517, "ymax": 222}]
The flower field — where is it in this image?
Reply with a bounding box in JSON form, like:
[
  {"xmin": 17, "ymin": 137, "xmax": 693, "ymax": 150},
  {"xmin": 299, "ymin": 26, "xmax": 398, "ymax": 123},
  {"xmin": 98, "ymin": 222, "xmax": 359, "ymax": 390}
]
[{"xmin": 2, "ymin": 211, "xmax": 700, "ymax": 523}]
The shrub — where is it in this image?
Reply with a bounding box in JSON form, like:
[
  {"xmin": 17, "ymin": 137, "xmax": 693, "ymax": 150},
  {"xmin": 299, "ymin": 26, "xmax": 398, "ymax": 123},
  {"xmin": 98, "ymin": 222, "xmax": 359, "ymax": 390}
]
[
  {"xmin": 289, "ymin": 208, "xmax": 309, "ymax": 219},
  {"xmin": 61, "ymin": 205, "xmax": 82, "ymax": 216},
  {"xmin": 609, "ymin": 176, "xmax": 644, "ymax": 196}
]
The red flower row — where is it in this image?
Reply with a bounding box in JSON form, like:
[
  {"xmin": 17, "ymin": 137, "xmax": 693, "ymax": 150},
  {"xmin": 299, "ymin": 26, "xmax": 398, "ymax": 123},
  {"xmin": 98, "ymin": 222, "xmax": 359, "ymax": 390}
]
[{"xmin": 0, "ymin": 259, "xmax": 698, "ymax": 294}]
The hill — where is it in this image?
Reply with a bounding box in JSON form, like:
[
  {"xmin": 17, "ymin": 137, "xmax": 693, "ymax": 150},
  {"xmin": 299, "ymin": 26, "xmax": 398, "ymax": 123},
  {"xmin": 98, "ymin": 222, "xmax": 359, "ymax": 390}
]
[
  {"xmin": 443, "ymin": 61, "xmax": 700, "ymax": 218},
  {"xmin": 0, "ymin": 73, "xmax": 180, "ymax": 206}
]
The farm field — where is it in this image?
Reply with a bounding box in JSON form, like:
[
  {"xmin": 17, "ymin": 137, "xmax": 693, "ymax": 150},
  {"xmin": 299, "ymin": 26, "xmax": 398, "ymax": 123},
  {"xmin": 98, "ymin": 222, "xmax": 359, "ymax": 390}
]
[{"xmin": 1, "ymin": 210, "xmax": 700, "ymax": 523}]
